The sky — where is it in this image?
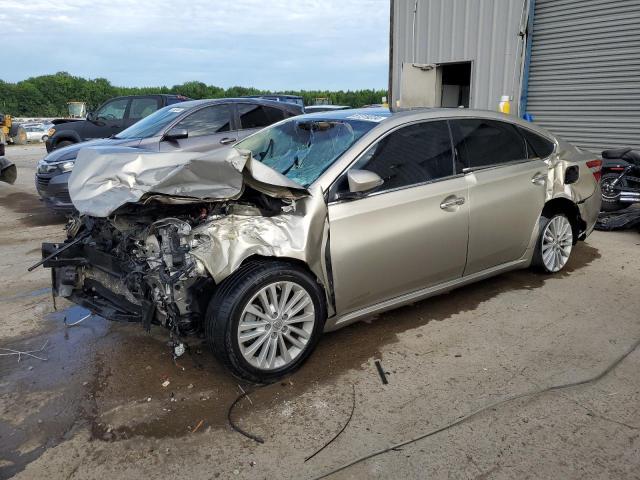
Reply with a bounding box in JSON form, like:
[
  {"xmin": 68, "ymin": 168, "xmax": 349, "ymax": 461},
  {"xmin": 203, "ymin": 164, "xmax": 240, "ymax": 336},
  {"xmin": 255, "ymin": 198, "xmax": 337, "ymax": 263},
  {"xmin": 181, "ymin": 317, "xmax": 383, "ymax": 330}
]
[{"xmin": 0, "ymin": 0, "xmax": 390, "ymax": 90}]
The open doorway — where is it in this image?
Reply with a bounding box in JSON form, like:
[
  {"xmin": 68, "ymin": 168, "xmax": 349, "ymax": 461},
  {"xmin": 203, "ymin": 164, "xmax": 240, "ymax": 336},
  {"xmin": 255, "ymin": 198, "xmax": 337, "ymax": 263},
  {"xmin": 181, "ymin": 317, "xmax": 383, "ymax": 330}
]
[{"xmin": 440, "ymin": 62, "xmax": 471, "ymax": 108}]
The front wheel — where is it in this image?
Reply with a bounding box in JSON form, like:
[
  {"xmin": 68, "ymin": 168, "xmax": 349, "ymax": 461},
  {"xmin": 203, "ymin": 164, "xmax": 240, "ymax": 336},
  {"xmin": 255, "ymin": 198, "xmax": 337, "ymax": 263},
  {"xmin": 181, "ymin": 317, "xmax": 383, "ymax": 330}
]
[
  {"xmin": 205, "ymin": 261, "xmax": 326, "ymax": 383},
  {"xmin": 532, "ymin": 213, "xmax": 574, "ymax": 273}
]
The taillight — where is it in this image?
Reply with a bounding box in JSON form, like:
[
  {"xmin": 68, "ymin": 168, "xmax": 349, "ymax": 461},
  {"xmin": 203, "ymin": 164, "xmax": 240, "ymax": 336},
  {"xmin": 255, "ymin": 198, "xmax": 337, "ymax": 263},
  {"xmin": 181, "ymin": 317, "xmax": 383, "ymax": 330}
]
[{"xmin": 586, "ymin": 159, "xmax": 602, "ymax": 182}]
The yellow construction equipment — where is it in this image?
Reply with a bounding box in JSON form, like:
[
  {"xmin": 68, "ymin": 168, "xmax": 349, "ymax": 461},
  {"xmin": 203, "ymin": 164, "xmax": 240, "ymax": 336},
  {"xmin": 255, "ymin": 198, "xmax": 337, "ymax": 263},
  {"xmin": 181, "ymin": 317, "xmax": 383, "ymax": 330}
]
[{"xmin": 0, "ymin": 113, "xmax": 27, "ymax": 145}]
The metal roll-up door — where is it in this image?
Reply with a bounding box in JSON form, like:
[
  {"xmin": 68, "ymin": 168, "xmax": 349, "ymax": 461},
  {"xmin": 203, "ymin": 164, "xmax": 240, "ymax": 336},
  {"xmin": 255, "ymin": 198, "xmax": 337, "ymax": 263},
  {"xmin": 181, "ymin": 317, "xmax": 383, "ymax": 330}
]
[{"xmin": 526, "ymin": 0, "xmax": 640, "ymax": 152}]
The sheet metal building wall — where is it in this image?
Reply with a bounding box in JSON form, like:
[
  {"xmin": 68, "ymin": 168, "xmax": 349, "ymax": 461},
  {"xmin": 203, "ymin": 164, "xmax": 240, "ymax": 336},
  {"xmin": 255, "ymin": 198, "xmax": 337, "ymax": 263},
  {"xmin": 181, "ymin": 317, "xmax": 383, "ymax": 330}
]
[
  {"xmin": 525, "ymin": 0, "xmax": 640, "ymax": 151},
  {"xmin": 390, "ymin": 0, "xmax": 528, "ymax": 111}
]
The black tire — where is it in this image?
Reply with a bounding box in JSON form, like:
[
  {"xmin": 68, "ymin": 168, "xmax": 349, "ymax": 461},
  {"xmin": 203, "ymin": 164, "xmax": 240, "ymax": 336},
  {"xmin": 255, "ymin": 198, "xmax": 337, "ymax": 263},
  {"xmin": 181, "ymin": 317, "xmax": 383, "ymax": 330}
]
[
  {"xmin": 54, "ymin": 140, "xmax": 74, "ymax": 150},
  {"xmin": 532, "ymin": 213, "xmax": 574, "ymax": 274},
  {"xmin": 600, "ymin": 173, "xmax": 629, "ymax": 212},
  {"xmin": 205, "ymin": 260, "xmax": 326, "ymax": 383}
]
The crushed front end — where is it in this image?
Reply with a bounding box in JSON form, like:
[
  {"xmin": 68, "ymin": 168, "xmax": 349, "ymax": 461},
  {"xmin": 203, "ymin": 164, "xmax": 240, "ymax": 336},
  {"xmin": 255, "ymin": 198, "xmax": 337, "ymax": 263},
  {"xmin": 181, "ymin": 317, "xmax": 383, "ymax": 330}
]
[{"xmin": 43, "ymin": 204, "xmax": 223, "ymax": 335}]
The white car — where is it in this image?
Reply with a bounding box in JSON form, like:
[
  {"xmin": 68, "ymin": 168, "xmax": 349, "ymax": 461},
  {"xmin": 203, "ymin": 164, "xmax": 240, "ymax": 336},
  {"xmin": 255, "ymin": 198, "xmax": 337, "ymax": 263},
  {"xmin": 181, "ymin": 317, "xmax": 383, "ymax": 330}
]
[{"xmin": 22, "ymin": 123, "xmax": 48, "ymax": 143}]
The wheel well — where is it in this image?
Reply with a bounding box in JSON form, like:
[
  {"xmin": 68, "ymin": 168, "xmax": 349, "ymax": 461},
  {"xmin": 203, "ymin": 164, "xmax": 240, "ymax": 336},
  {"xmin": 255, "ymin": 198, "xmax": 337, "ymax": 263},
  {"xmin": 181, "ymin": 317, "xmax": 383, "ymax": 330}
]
[
  {"xmin": 238, "ymin": 254, "xmax": 331, "ymax": 305},
  {"xmin": 55, "ymin": 136, "xmax": 76, "ymax": 146},
  {"xmin": 239, "ymin": 255, "xmax": 320, "ymax": 282},
  {"xmin": 542, "ymin": 198, "xmax": 585, "ymax": 243}
]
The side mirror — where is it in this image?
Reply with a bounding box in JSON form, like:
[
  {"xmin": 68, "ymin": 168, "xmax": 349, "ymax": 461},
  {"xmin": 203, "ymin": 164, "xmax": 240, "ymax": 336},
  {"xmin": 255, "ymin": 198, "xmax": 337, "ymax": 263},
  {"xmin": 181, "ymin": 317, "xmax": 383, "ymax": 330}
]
[
  {"xmin": 348, "ymin": 169, "xmax": 383, "ymax": 193},
  {"xmin": 86, "ymin": 111, "xmax": 95, "ymax": 121},
  {"xmin": 164, "ymin": 128, "xmax": 189, "ymax": 141}
]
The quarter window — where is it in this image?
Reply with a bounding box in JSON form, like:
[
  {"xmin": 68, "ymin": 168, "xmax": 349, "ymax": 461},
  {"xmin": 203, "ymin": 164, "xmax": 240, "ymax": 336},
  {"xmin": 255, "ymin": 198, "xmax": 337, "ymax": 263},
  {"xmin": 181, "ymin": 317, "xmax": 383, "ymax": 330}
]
[
  {"xmin": 175, "ymin": 105, "xmax": 231, "ymax": 137},
  {"xmin": 238, "ymin": 104, "xmax": 285, "ymax": 129},
  {"xmin": 451, "ymin": 119, "xmax": 527, "ymax": 170},
  {"xmin": 345, "ymin": 121, "xmax": 455, "ymax": 194},
  {"xmin": 96, "ymin": 99, "xmax": 129, "ymax": 121},
  {"xmin": 519, "ymin": 127, "xmax": 555, "ymax": 159}
]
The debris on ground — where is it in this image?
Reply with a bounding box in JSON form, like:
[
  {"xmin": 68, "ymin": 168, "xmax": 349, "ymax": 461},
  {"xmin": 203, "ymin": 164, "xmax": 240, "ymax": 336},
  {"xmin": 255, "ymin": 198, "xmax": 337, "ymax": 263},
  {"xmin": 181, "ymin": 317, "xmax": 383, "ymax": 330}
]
[
  {"xmin": 162, "ymin": 380, "xmax": 170, "ymax": 388},
  {"xmin": 374, "ymin": 360, "xmax": 389, "ymax": 385},
  {"xmin": 64, "ymin": 313, "xmax": 91, "ymax": 327},
  {"xmin": 192, "ymin": 419, "xmax": 204, "ymax": 433},
  {"xmin": 0, "ymin": 340, "xmax": 49, "ymax": 362},
  {"xmin": 228, "ymin": 388, "xmax": 264, "ymax": 444},
  {"xmin": 305, "ymin": 384, "xmax": 356, "ymax": 462},
  {"xmin": 596, "ymin": 208, "xmax": 640, "ymax": 231}
]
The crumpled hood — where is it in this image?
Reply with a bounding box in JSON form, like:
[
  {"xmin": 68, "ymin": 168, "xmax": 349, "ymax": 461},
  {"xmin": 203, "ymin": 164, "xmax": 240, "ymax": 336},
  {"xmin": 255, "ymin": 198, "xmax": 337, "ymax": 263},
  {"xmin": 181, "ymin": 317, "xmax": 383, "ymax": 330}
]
[
  {"xmin": 68, "ymin": 146, "xmax": 308, "ymax": 217},
  {"xmin": 44, "ymin": 137, "xmax": 141, "ymax": 163}
]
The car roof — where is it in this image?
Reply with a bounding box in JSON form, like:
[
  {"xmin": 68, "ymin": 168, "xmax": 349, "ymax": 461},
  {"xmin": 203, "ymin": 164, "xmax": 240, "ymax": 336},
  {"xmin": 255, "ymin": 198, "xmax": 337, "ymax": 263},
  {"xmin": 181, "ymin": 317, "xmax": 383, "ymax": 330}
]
[
  {"xmin": 387, "ymin": 107, "xmax": 555, "ymax": 138},
  {"xmin": 168, "ymin": 97, "xmax": 304, "ymax": 112},
  {"xmin": 295, "ymin": 107, "xmax": 392, "ymax": 121}
]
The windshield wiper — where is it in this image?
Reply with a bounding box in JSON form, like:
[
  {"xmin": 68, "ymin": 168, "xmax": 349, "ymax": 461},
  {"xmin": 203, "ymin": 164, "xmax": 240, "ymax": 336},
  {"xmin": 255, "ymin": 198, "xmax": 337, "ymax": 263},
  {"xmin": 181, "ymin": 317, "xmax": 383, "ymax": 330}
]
[
  {"xmin": 281, "ymin": 155, "xmax": 301, "ymax": 176},
  {"xmin": 259, "ymin": 138, "xmax": 274, "ymax": 160}
]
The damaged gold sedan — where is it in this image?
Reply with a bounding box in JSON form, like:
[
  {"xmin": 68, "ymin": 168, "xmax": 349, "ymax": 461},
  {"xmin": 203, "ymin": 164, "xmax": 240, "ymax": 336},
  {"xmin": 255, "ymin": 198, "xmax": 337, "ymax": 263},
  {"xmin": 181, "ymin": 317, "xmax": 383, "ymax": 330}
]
[{"xmin": 35, "ymin": 108, "xmax": 602, "ymax": 382}]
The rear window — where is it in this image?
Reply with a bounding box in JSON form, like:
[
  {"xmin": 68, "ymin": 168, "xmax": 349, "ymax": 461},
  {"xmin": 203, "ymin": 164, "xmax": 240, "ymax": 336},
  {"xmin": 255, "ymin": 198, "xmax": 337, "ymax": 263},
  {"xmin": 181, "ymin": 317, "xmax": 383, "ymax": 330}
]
[
  {"xmin": 451, "ymin": 119, "xmax": 527, "ymax": 170},
  {"xmin": 519, "ymin": 127, "xmax": 555, "ymax": 159}
]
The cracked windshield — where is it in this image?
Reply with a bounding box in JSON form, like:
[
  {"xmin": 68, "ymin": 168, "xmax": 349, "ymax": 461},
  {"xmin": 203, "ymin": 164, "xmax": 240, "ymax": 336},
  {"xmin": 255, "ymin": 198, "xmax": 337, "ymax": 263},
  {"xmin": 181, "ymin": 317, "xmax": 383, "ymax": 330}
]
[{"xmin": 237, "ymin": 118, "xmax": 377, "ymax": 186}]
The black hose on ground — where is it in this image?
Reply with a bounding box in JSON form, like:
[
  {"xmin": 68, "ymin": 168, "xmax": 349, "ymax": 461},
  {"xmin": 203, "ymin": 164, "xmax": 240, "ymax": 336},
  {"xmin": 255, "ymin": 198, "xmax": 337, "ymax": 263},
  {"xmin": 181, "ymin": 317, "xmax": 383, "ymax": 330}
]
[{"xmin": 310, "ymin": 335, "xmax": 640, "ymax": 480}]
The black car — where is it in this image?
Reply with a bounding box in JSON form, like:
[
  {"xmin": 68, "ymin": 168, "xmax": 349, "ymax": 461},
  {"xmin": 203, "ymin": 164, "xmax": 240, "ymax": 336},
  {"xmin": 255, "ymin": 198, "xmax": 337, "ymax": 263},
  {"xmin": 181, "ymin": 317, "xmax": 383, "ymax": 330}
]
[
  {"xmin": 45, "ymin": 94, "xmax": 190, "ymax": 152},
  {"xmin": 36, "ymin": 98, "xmax": 303, "ymax": 212}
]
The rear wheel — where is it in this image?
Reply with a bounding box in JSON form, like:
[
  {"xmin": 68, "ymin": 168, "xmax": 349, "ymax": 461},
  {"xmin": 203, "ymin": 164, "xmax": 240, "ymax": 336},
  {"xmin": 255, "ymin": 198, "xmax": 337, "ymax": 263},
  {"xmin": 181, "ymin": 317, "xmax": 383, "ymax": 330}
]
[
  {"xmin": 532, "ymin": 213, "xmax": 574, "ymax": 273},
  {"xmin": 600, "ymin": 173, "xmax": 629, "ymax": 212},
  {"xmin": 205, "ymin": 260, "xmax": 326, "ymax": 383}
]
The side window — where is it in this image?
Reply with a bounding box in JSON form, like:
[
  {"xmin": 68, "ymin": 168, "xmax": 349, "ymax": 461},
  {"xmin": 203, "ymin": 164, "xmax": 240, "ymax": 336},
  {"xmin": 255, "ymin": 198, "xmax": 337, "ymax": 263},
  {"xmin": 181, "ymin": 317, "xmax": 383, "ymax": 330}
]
[
  {"xmin": 128, "ymin": 98, "xmax": 159, "ymax": 120},
  {"xmin": 341, "ymin": 121, "xmax": 455, "ymax": 194},
  {"xmin": 96, "ymin": 99, "xmax": 129, "ymax": 121},
  {"xmin": 175, "ymin": 105, "xmax": 231, "ymax": 137},
  {"xmin": 519, "ymin": 127, "xmax": 555, "ymax": 159},
  {"xmin": 238, "ymin": 104, "xmax": 285, "ymax": 129},
  {"xmin": 451, "ymin": 119, "xmax": 527, "ymax": 170}
]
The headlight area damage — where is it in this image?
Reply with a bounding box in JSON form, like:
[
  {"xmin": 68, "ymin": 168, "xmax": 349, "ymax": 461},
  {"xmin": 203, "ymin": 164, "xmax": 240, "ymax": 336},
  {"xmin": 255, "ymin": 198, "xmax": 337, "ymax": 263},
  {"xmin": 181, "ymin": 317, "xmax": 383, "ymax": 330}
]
[{"xmin": 33, "ymin": 146, "xmax": 331, "ymax": 353}]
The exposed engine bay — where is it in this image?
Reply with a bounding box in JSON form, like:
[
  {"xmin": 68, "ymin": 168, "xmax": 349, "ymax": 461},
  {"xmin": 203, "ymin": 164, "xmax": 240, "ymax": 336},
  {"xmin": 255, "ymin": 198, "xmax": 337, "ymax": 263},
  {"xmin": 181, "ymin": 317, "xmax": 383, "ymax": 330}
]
[{"xmin": 42, "ymin": 190, "xmax": 310, "ymax": 340}]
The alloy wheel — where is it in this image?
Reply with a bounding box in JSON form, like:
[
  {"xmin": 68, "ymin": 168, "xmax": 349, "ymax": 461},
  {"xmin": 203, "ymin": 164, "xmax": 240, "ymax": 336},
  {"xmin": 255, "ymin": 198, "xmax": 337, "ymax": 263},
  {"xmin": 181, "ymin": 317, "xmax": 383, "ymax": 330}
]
[
  {"xmin": 237, "ymin": 281, "xmax": 315, "ymax": 371},
  {"xmin": 541, "ymin": 215, "xmax": 573, "ymax": 272}
]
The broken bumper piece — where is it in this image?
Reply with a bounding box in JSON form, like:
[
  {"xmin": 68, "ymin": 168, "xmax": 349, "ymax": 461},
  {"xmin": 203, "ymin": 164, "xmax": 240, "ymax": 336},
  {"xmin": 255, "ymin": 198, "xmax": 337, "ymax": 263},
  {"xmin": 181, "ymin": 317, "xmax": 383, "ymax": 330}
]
[{"xmin": 43, "ymin": 242, "xmax": 154, "ymax": 325}]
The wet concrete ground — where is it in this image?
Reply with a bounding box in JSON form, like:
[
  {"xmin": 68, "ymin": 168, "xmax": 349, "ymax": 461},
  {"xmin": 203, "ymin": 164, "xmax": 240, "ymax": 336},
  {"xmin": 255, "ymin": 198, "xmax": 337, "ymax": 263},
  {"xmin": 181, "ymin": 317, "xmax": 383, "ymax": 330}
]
[{"xmin": 1, "ymin": 144, "xmax": 639, "ymax": 479}]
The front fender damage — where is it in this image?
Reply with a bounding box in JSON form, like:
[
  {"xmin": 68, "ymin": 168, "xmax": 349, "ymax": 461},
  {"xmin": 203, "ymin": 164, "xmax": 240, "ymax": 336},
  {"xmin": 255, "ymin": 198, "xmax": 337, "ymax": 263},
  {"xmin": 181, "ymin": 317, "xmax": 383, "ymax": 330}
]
[{"xmin": 38, "ymin": 146, "xmax": 334, "ymax": 341}]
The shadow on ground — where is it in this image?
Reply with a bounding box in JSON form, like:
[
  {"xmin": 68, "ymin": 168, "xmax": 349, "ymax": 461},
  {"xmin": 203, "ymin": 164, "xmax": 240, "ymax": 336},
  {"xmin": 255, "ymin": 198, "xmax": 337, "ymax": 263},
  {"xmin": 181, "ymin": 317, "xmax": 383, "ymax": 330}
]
[{"xmin": 0, "ymin": 191, "xmax": 67, "ymax": 227}]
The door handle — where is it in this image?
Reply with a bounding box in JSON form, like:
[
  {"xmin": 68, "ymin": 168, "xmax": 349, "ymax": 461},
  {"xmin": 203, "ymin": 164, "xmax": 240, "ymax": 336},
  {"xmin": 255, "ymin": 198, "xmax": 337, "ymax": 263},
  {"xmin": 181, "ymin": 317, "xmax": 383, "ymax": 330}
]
[
  {"xmin": 531, "ymin": 172, "xmax": 547, "ymax": 186},
  {"xmin": 220, "ymin": 137, "xmax": 237, "ymax": 145},
  {"xmin": 440, "ymin": 196, "xmax": 465, "ymax": 210}
]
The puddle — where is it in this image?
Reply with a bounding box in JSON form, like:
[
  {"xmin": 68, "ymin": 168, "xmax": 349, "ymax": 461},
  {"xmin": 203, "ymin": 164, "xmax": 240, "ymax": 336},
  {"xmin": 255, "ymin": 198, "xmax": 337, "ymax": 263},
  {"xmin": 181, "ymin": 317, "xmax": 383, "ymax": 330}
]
[
  {"xmin": 0, "ymin": 243, "xmax": 600, "ymax": 477},
  {"xmin": 0, "ymin": 192, "xmax": 67, "ymax": 227},
  {"xmin": 0, "ymin": 287, "xmax": 51, "ymax": 303},
  {"xmin": 0, "ymin": 306, "xmax": 109, "ymax": 479}
]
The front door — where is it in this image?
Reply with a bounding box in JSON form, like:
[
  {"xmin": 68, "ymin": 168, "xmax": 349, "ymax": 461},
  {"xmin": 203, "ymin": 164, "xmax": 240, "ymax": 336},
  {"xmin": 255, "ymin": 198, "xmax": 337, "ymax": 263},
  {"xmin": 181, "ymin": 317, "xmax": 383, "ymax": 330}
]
[
  {"xmin": 159, "ymin": 103, "xmax": 236, "ymax": 153},
  {"xmin": 328, "ymin": 120, "xmax": 469, "ymax": 315},
  {"xmin": 85, "ymin": 98, "xmax": 129, "ymax": 139},
  {"xmin": 450, "ymin": 118, "xmax": 547, "ymax": 275}
]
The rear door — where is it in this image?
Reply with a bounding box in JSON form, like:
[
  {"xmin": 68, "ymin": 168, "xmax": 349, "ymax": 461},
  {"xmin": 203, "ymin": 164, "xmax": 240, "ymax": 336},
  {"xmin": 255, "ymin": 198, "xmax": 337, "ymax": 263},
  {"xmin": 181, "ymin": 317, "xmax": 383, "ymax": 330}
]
[
  {"xmin": 159, "ymin": 103, "xmax": 235, "ymax": 153},
  {"xmin": 125, "ymin": 97, "xmax": 161, "ymax": 128},
  {"xmin": 450, "ymin": 119, "xmax": 547, "ymax": 275},
  {"xmin": 328, "ymin": 120, "xmax": 469, "ymax": 315}
]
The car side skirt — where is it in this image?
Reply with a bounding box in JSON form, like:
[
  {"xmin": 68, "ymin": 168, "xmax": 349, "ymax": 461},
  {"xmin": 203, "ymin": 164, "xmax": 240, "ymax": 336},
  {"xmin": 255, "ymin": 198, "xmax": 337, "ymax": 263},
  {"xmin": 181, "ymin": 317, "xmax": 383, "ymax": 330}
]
[{"xmin": 324, "ymin": 255, "xmax": 532, "ymax": 332}]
